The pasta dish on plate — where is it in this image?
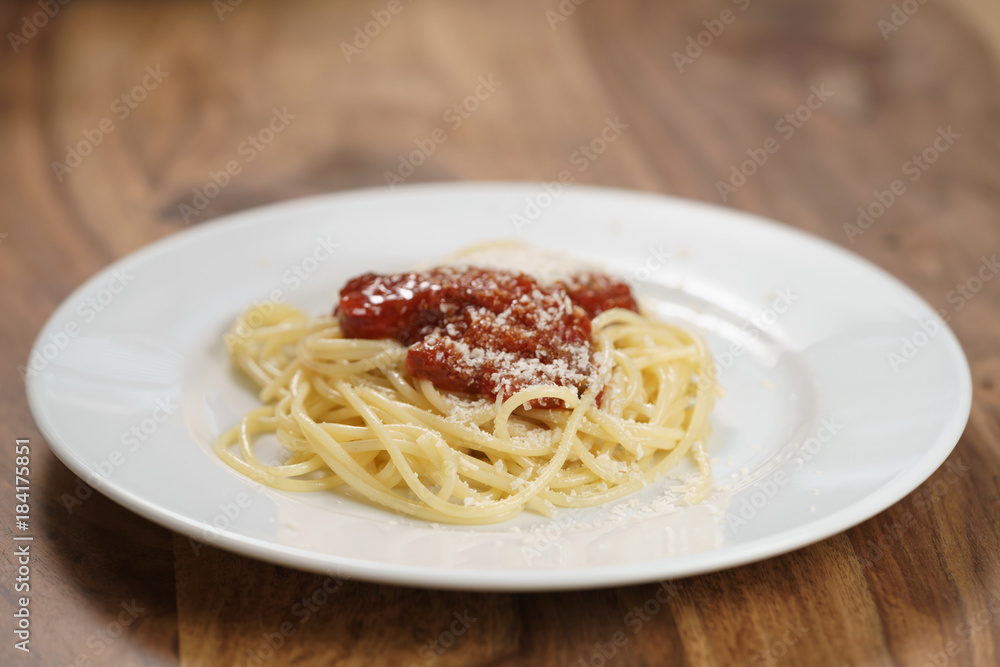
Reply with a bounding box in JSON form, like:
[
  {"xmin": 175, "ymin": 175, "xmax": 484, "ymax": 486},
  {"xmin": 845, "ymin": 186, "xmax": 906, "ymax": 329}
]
[{"xmin": 214, "ymin": 242, "xmax": 717, "ymax": 524}]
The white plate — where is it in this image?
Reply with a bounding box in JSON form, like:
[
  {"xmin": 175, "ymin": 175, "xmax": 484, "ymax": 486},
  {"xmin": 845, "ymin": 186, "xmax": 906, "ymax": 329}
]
[{"xmin": 26, "ymin": 183, "xmax": 971, "ymax": 591}]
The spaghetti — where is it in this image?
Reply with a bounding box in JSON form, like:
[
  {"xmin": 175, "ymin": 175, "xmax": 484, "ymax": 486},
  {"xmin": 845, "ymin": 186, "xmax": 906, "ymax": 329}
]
[{"xmin": 214, "ymin": 245, "xmax": 716, "ymax": 524}]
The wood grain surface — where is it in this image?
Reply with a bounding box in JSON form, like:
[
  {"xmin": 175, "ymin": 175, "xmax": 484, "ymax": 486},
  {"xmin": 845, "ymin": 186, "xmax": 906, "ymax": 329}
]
[{"xmin": 3, "ymin": 0, "xmax": 1000, "ymax": 665}]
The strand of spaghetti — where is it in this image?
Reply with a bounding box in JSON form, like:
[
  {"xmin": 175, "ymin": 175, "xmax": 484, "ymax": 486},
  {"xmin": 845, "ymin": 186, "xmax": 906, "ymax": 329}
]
[
  {"xmin": 545, "ymin": 468, "xmax": 598, "ymax": 489},
  {"xmin": 648, "ymin": 366, "xmax": 674, "ymax": 424},
  {"xmin": 258, "ymin": 324, "xmax": 312, "ymax": 359},
  {"xmin": 622, "ymin": 423, "xmax": 683, "ymax": 448},
  {"xmin": 646, "ymin": 340, "xmax": 715, "ymax": 485},
  {"xmin": 289, "ymin": 374, "xmax": 466, "ymax": 521},
  {"xmin": 371, "ymin": 458, "xmax": 402, "ymax": 489},
  {"xmin": 336, "ymin": 379, "xmax": 511, "ymax": 518},
  {"xmin": 359, "ymin": 388, "xmax": 556, "ymax": 457},
  {"xmin": 493, "ymin": 386, "xmax": 579, "ymax": 440},
  {"xmin": 585, "ymin": 410, "xmax": 684, "ymax": 451},
  {"xmin": 610, "ymin": 349, "xmax": 643, "ymax": 410},
  {"xmin": 494, "ymin": 381, "xmax": 603, "ymax": 508},
  {"xmin": 237, "ymin": 407, "xmax": 277, "ymax": 467},
  {"xmin": 415, "ymin": 432, "xmax": 460, "ymax": 500},
  {"xmin": 346, "ymin": 381, "xmax": 586, "ymax": 519},
  {"xmin": 631, "ymin": 346, "xmax": 700, "ymax": 367},
  {"xmin": 233, "ymin": 406, "xmax": 336, "ymax": 481},
  {"xmin": 308, "ymin": 374, "xmax": 346, "ymax": 404},
  {"xmin": 318, "ymin": 430, "xmax": 448, "ymax": 464},
  {"xmin": 450, "ymin": 454, "xmax": 525, "ymax": 495},
  {"xmin": 229, "ymin": 348, "xmax": 275, "ymax": 388},
  {"xmin": 273, "ymin": 393, "xmax": 314, "ymax": 452},
  {"xmin": 306, "ymin": 337, "xmax": 394, "ymax": 355},
  {"xmin": 214, "ymin": 422, "xmax": 341, "ymax": 491},
  {"xmin": 300, "ymin": 351, "xmax": 405, "ymax": 378},
  {"xmin": 527, "ymin": 408, "xmax": 636, "ymax": 485},
  {"xmin": 415, "ymin": 379, "xmax": 459, "ymax": 416},
  {"xmin": 567, "ymin": 433, "xmax": 635, "ymax": 485},
  {"xmin": 540, "ymin": 333, "xmax": 632, "ymax": 491},
  {"xmin": 261, "ymin": 359, "xmax": 301, "ymax": 402},
  {"xmin": 684, "ymin": 439, "xmax": 713, "ymax": 503},
  {"xmin": 641, "ymin": 406, "xmax": 708, "ymax": 484},
  {"xmin": 440, "ymin": 383, "xmax": 596, "ymax": 514},
  {"xmin": 312, "ymin": 422, "xmax": 386, "ymax": 443},
  {"xmin": 540, "ymin": 476, "xmax": 647, "ymax": 507},
  {"xmin": 382, "ymin": 368, "xmax": 433, "ymax": 410},
  {"xmin": 396, "ymin": 425, "xmax": 459, "ymax": 482},
  {"xmin": 528, "ymin": 409, "xmax": 630, "ymax": 448}
]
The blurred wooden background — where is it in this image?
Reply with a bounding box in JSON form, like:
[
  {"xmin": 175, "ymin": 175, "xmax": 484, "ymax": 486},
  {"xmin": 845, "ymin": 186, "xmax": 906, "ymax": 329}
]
[{"xmin": 3, "ymin": 0, "xmax": 1000, "ymax": 665}]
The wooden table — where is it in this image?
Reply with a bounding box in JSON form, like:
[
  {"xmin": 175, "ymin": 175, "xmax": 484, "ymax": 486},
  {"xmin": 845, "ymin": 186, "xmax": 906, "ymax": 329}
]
[{"xmin": 3, "ymin": 0, "xmax": 999, "ymax": 664}]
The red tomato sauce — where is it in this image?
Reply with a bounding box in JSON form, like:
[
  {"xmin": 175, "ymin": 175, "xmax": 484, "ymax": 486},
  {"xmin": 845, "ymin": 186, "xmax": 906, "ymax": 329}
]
[{"xmin": 337, "ymin": 266, "xmax": 637, "ymax": 407}]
